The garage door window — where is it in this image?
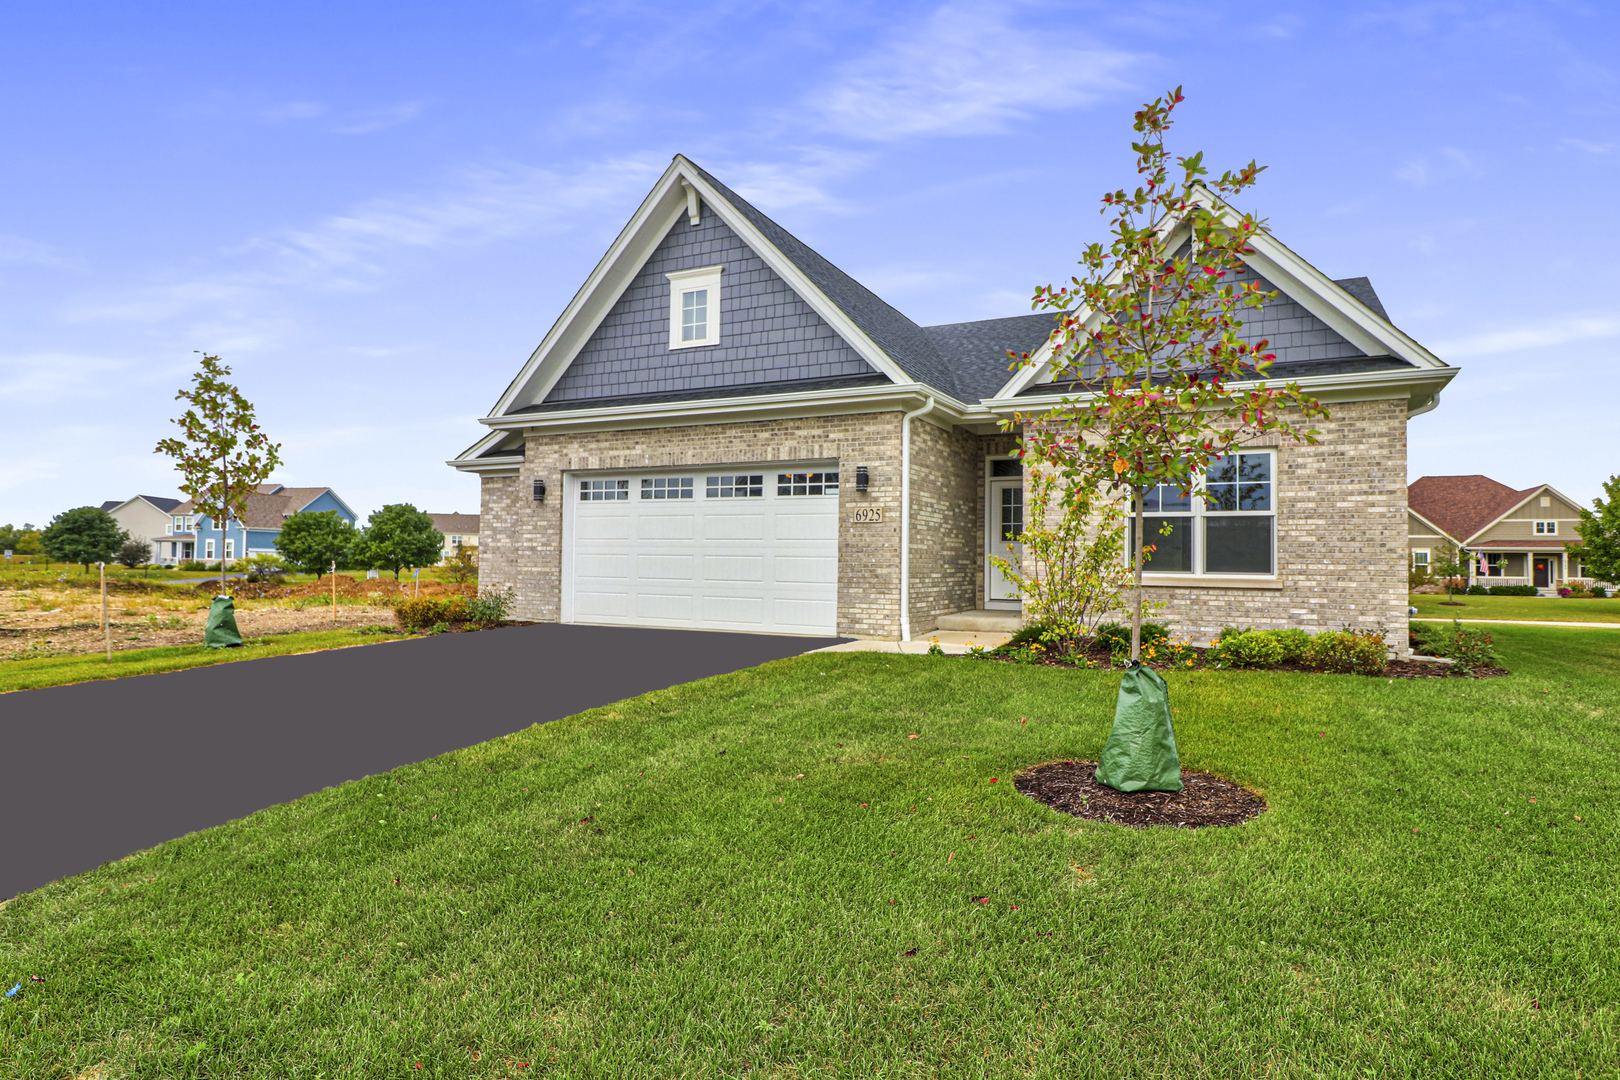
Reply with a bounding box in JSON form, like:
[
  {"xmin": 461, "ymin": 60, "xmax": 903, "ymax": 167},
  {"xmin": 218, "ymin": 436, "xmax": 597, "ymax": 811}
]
[
  {"xmin": 580, "ymin": 479, "xmax": 630, "ymax": 501},
  {"xmin": 641, "ymin": 477, "xmax": 694, "ymax": 499},
  {"xmin": 707, "ymin": 474, "xmax": 764, "ymax": 498},
  {"xmin": 778, "ymin": 471, "xmax": 839, "ymax": 496}
]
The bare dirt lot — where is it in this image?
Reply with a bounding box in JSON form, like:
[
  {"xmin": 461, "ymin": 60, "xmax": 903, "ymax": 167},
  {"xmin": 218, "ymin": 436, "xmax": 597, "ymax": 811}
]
[{"xmin": 0, "ymin": 576, "xmax": 475, "ymax": 660}]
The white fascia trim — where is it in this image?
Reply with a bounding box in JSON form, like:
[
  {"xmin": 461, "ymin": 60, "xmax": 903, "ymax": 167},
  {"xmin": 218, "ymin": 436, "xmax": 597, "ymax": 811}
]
[
  {"xmin": 449, "ymin": 459, "xmax": 522, "ymax": 476},
  {"xmin": 1406, "ymin": 508, "xmax": 1461, "ymax": 547},
  {"xmin": 478, "ymin": 382, "xmax": 975, "ymax": 437},
  {"xmin": 1460, "ymin": 484, "xmax": 1584, "ymax": 547},
  {"xmin": 992, "ymin": 364, "xmax": 1458, "ymax": 416}
]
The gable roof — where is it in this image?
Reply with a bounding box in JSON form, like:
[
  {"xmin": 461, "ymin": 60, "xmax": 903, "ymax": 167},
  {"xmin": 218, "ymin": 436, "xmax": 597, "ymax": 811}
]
[
  {"xmin": 99, "ymin": 500, "xmax": 122, "ymax": 511},
  {"xmin": 1408, "ymin": 475, "xmax": 1543, "ymax": 544},
  {"xmin": 429, "ymin": 513, "xmax": 479, "ymax": 535},
  {"xmin": 102, "ymin": 495, "xmax": 184, "ymax": 514},
  {"xmin": 172, "ymin": 487, "xmax": 350, "ymax": 528}
]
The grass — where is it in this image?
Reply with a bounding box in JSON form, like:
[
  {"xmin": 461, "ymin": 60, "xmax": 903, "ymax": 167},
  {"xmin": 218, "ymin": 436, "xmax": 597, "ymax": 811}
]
[
  {"xmin": 0, "ymin": 629, "xmax": 407, "ymax": 695},
  {"xmin": 1411, "ymin": 592, "xmax": 1620, "ymax": 623},
  {"xmin": 2, "ymin": 626, "xmax": 1618, "ymax": 1077}
]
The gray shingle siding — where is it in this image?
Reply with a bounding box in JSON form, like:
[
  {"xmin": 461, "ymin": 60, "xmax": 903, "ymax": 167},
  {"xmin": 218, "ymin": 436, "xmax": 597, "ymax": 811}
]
[{"xmin": 544, "ymin": 212, "xmax": 876, "ymax": 404}]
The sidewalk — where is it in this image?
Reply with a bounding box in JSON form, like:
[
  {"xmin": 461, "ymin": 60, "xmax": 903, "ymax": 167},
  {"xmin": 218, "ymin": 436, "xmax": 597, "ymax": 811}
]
[
  {"xmin": 810, "ymin": 629, "xmax": 1016, "ymax": 655},
  {"xmin": 1412, "ymin": 617, "xmax": 1620, "ymax": 630}
]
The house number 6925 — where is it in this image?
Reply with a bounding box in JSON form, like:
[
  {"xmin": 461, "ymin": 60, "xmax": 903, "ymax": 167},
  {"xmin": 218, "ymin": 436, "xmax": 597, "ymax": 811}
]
[{"xmin": 852, "ymin": 507, "xmax": 884, "ymax": 523}]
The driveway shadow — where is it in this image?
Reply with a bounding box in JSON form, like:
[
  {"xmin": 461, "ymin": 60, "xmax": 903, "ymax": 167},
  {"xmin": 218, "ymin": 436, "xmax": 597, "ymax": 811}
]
[{"xmin": 0, "ymin": 623, "xmax": 840, "ymax": 899}]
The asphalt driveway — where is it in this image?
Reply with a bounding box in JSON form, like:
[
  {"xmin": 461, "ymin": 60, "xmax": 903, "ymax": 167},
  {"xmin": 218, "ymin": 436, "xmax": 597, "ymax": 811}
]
[{"xmin": 0, "ymin": 623, "xmax": 840, "ymax": 900}]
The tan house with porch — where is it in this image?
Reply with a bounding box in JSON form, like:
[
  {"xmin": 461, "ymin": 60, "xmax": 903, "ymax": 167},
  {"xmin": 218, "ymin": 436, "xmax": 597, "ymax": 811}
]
[
  {"xmin": 450, "ymin": 156, "xmax": 1456, "ymax": 650},
  {"xmin": 1408, "ymin": 475, "xmax": 1596, "ymax": 591}
]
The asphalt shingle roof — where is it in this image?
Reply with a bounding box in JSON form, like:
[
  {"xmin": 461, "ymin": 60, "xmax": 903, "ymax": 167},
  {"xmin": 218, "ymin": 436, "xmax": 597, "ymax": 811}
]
[{"xmin": 1409, "ymin": 475, "xmax": 1541, "ymax": 543}]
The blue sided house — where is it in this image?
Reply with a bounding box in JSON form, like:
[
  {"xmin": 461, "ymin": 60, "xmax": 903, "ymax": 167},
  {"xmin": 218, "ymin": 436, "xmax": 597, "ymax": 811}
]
[{"xmin": 163, "ymin": 484, "xmax": 356, "ymax": 565}]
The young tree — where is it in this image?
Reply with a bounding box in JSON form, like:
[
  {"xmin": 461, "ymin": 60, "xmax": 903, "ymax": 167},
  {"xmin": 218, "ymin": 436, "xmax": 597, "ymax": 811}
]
[
  {"xmin": 354, "ymin": 504, "xmax": 443, "ymax": 579},
  {"xmin": 1431, "ymin": 541, "xmax": 1465, "ymax": 602},
  {"xmin": 1010, "ymin": 87, "xmax": 1328, "ymax": 662},
  {"xmin": 40, "ymin": 507, "xmax": 128, "ymax": 571},
  {"xmin": 444, "ymin": 544, "xmax": 478, "ymax": 585},
  {"xmin": 154, "ymin": 353, "xmax": 282, "ymax": 597},
  {"xmin": 274, "ymin": 510, "xmax": 359, "ymax": 578},
  {"xmin": 115, "ymin": 537, "xmax": 150, "ymax": 569},
  {"xmin": 1569, "ymin": 474, "xmax": 1620, "ymax": 586},
  {"xmin": 1007, "ymin": 88, "xmax": 1329, "ymax": 792}
]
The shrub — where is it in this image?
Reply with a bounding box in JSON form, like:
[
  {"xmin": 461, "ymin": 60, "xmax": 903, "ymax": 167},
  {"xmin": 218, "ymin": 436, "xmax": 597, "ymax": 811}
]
[
  {"xmin": 1466, "ymin": 584, "xmax": 1489, "ymax": 596},
  {"xmin": 242, "ymin": 553, "xmax": 289, "ymax": 582},
  {"xmin": 1595, "ymin": 586, "xmax": 1609, "ymax": 598},
  {"xmin": 1409, "ymin": 621, "xmax": 1448, "ymax": 657},
  {"xmin": 1407, "ymin": 566, "xmax": 1433, "ymax": 591},
  {"xmin": 396, "ymin": 596, "xmax": 471, "ymax": 630},
  {"xmin": 1444, "ymin": 622, "xmax": 1501, "ymax": 673},
  {"xmin": 1092, "ymin": 621, "xmax": 1169, "ymax": 656},
  {"xmin": 1216, "ymin": 631, "xmax": 1284, "ymax": 668},
  {"xmin": 1488, "ymin": 585, "xmax": 1539, "ymax": 597},
  {"xmin": 1303, "ymin": 630, "xmax": 1388, "ymax": 675},
  {"xmin": 465, "ymin": 586, "xmax": 516, "ymax": 626},
  {"xmin": 1267, "ymin": 628, "xmax": 1312, "ymax": 663}
]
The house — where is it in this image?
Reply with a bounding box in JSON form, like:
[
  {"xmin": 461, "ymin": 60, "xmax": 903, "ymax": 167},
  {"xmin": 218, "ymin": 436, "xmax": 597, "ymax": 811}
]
[
  {"xmin": 449, "ymin": 156, "xmax": 1457, "ymax": 647},
  {"xmin": 428, "ymin": 514, "xmax": 480, "ymax": 563},
  {"xmin": 100, "ymin": 495, "xmax": 183, "ymax": 563},
  {"xmin": 1408, "ymin": 475, "xmax": 1596, "ymax": 591},
  {"xmin": 165, "ymin": 484, "xmax": 356, "ymax": 565}
]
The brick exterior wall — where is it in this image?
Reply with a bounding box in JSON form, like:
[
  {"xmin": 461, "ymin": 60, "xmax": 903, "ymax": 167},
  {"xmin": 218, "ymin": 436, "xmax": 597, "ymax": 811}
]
[
  {"xmin": 479, "ymin": 413, "xmax": 906, "ymax": 637},
  {"xmin": 1021, "ymin": 397, "xmax": 1411, "ymax": 652},
  {"xmin": 905, "ymin": 420, "xmax": 982, "ymax": 632}
]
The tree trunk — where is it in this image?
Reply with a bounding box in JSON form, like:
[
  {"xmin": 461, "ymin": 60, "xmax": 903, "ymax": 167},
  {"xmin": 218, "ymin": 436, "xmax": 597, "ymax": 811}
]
[{"xmin": 1131, "ymin": 485, "xmax": 1145, "ymax": 663}]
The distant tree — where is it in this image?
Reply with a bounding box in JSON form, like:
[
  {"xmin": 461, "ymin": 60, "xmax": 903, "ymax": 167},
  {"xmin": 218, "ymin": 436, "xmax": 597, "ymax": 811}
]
[
  {"xmin": 115, "ymin": 537, "xmax": 150, "ymax": 569},
  {"xmin": 274, "ymin": 510, "xmax": 359, "ymax": 578},
  {"xmin": 1431, "ymin": 541, "xmax": 1464, "ymax": 601},
  {"xmin": 1570, "ymin": 474, "xmax": 1620, "ymax": 585},
  {"xmin": 40, "ymin": 507, "xmax": 128, "ymax": 571},
  {"xmin": 0, "ymin": 523, "xmax": 42, "ymax": 555},
  {"xmin": 154, "ymin": 353, "xmax": 282, "ymax": 597},
  {"xmin": 354, "ymin": 504, "xmax": 443, "ymax": 580}
]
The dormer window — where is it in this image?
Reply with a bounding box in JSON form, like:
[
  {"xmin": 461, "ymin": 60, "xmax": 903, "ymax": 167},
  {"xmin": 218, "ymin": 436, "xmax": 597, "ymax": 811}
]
[{"xmin": 665, "ymin": 266, "xmax": 722, "ymax": 349}]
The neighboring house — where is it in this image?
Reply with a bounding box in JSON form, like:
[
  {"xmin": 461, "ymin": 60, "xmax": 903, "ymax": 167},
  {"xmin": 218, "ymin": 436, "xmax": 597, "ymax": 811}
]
[
  {"xmin": 428, "ymin": 514, "xmax": 479, "ymax": 563},
  {"xmin": 100, "ymin": 495, "xmax": 183, "ymax": 563},
  {"xmin": 1408, "ymin": 475, "xmax": 1596, "ymax": 591},
  {"xmin": 166, "ymin": 484, "xmax": 357, "ymax": 564},
  {"xmin": 449, "ymin": 156, "xmax": 1457, "ymax": 647}
]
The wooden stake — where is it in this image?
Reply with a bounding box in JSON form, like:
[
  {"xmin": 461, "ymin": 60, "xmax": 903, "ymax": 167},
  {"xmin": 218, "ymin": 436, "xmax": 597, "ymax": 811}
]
[
  {"xmin": 100, "ymin": 561, "xmax": 111, "ymax": 661},
  {"xmin": 331, "ymin": 561, "xmax": 337, "ymax": 624}
]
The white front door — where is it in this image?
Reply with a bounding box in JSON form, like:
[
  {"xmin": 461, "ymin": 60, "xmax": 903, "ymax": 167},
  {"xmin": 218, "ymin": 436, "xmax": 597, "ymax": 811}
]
[
  {"xmin": 987, "ymin": 478, "xmax": 1024, "ymax": 602},
  {"xmin": 564, "ymin": 467, "xmax": 840, "ymax": 635}
]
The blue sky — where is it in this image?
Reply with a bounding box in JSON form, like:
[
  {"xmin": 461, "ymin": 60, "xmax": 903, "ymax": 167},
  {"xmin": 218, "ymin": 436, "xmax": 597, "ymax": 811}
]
[{"xmin": 2, "ymin": 1, "xmax": 1615, "ymax": 528}]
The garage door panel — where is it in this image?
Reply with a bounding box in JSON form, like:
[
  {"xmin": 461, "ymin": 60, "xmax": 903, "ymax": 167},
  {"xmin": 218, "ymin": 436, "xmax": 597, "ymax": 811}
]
[
  {"xmin": 772, "ymin": 597, "xmax": 836, "ymax": 631},
  {"xmin": 702, "ymin": 595, "xmax": 766, "ymax": 624},
  {"xmin": 574, "ymin": 590, "xmax": 631, "ymax": 618},
  {"xmin": 703, "ymin": 555, "xmax": 764, "ymax": 582},
  {"xmin": 638, "ymin": 515, "xmax": 695, "ymax": 540},
  {"xmin": 636, "ymin": 554, "xmax": 694, "ymax": 581},
  {"xmin": 774, "ymin": 556, "xmax": 836, "ymax": 584},
  {"xmin": 635, "ymin": 593, "xmax": 695, "ymax": 621},
  {"xmin": 577, "ymin": 515, "xmax": 634, "ymax": 541},
  {"xmin": 773, "ymin": 511, "xmax": 838, "ymax": 540},
  {"xmin": 703, "ymin": 514, "xmax": 765, "ymax": 540},
  {"xmin": 575, "ymin": 553, "xmax": 631, "ymax": 580}
]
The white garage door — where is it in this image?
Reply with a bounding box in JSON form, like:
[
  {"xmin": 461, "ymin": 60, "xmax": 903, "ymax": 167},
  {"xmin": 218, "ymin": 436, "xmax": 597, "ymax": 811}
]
[{"xmin": 564, "ymin": 467, "xmax": 840, "ymax": 635}]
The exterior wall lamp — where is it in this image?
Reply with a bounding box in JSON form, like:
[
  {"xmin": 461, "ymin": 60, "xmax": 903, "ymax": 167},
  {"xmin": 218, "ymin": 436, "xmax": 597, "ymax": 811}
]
[
  {"xmin": 533, "ymin": 478, "xmax": 547, "ymax": 502},
  {"xmin": 855, "ymin": 465, "xmax": 869, "ymax": 492}
]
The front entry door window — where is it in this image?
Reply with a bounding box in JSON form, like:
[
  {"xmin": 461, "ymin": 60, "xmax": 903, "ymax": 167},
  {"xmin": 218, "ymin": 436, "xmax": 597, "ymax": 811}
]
[
  {"xmin": 1534, "ymin": 557, "xmax": 1552, "ymax": 588},
  {"xmin": 987, "ymin": 479, "xmax": 1024, "ymax": 602}
]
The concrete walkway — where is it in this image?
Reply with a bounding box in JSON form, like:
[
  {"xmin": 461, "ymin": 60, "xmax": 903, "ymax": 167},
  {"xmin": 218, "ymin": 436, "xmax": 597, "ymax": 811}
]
[
  {"xmin": 811, "ymin": 629, "xmax": 1016, "ymax": 655},
  {"xmin": 1412, "ymin": 617, "xmax": 1620, "ymax": 629}
]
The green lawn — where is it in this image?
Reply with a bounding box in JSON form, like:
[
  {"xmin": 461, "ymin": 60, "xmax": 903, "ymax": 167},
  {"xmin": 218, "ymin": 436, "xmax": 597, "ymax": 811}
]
[
  {"xmin": 1410, "ymin": 592, "xmax": 1620, "ymax": 623},
  {"xmin": 0, "ymin": 629, "xmax": 405, "ymax": 695},
  {"xmin": 2, "ymin": 626, "xmax": 1617, "ymax": 1077}
]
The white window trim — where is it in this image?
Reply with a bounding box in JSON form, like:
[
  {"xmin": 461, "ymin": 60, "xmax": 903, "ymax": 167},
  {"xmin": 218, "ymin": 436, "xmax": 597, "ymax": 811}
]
[
  {"xmin": 204, "ymin": 540, "xmax": 215, "ymax": 559},
  {"xmin": 1412, "ymin": 549, "xmax": 1430, "ymax": 567},
  {"xmin": 1130, "ymin": 449, "xmax": 1279, "ymax": 583},
  {"xmin": 665, "ymin": 265, "xmax": 723, "ymax": 349},
  {"xmin": 1534, "ymin": 520, "xmax": 1557, "ymax": 535},
  {"xmin": 224, "ymin": 539, "xmax": 235, "ymax": 559}
]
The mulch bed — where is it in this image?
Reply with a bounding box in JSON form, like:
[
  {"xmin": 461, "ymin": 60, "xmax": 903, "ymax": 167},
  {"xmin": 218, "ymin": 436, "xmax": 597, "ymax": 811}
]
[
  {"xmin": 1015, "ymin": 760, "xmax": 1267, "ymax": 829},
  {"xmin": 968, "ymin": 637, "xmax": 1506, "ymax": 679}
]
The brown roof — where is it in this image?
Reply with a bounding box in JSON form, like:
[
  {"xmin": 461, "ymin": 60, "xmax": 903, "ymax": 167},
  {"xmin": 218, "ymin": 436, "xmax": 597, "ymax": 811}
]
[
  {"xmin": 430, "ymin": 513, "xmax": 480, "ymax": 535},
  {"xmin": 1408, "ymin": 475, "xmax": 1542, "ymax": 543},
  {"xmin": 172, "ymin": 487, "xmax": 338, "ymax": 527}
]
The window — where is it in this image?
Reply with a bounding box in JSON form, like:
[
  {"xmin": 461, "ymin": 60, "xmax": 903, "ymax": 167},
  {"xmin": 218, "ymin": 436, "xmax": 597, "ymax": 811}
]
[
  {"xmin": 990, "ymin": 458, "xmax": 1022, "ymax": 478},
  {"xmin": 778, "ymin": 471, "xmax": 839, "ymax": 496},
  {"xmin": 1534, "ymin": 520, "xmax": 1557, "ymax": 535},
  {"xmin": 665, "ymin": 266, "xmax": 723, "ymax": 349},
  {"xmin": 450, "ymin": 535, "xmax": 462, "ymax": 546},
  {"xmin": 580, "ymin": 479, "xmax": 630, "ymax": 501},
  {"xmin": 1126, "ymin": 451, "xmax": 1276, "ymax": 576},
  {"xmin": 165, "ymin": 522, "xmax": 173, "ymax": 535},
  {"xmin": 1412, "ymin": 549, "xmax": 1430, "ymax": 569},
  {"xmin": 642, "ymin": 477, "xmax": 695, "ymax": 500},
  {"xmin": 1485, "ymin": 553, "xmax": 1507, "ymax": 577},
  {"xmin": 1539, "ymin": 496, "xmax": 1550, "ymax": 507},
  {"xmin": 707, "ymin": 474, "xmax": 763, "ymax": 498},
  {"xmin": 224, "ymin": 539, "xmax": 234, "ymax": 559},
  {"xmin": 205, "ymin": 540, "xmax": 215, "ymax": 559}
]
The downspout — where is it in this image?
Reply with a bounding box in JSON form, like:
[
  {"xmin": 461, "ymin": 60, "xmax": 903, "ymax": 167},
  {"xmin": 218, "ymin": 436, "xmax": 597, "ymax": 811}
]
[{"xmin": 898, "ymin": 396, "xmax": 936, "ymax": 643}]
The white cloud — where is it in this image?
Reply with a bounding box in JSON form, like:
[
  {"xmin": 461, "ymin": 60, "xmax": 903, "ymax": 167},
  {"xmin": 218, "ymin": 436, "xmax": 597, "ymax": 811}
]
[
  {"xmin": 808, "ymin": 2, "xmax": 1140, "ymax": 140},
  {"xmin": 334, "ymin": 101, "xmax": 426, "ymax": 135},
  {"xmin": 1394, "ymin": 147, "xmax": 1481, "ymax": 187},
  {"xmin": 1432, "ymin": 315, "xmax": 1620, "ymax": 357},
  {"xmin": 719, "ymin": 148, "xmax": 871, "ymax": 212},
  {"xmin": 1564, "ymin": 137, "xmax": 1616, "ymax": 155},
  {"xmin": 0, "ymin": 234, "xmax": 80, "ymax": 270}
]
